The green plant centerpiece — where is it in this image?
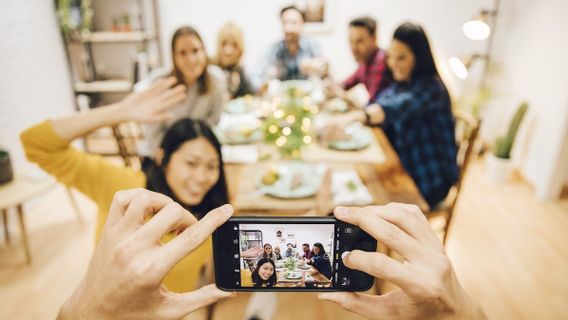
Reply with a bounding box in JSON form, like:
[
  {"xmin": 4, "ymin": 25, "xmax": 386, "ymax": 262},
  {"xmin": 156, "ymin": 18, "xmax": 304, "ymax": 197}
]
[
  {"xmin": 263, "ymin": 85, "xmax": 318, "ymax": 159},
  {"xmin": 493, "ymin": 102, "xmax": 528, "ymax": 159},
  {"xmin": 283, "ymin": 256, "xmax": 297, "ymax": 275}
]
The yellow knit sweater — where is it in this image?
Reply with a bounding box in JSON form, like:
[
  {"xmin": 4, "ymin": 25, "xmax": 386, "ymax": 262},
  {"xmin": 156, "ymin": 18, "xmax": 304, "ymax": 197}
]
[{"xmin": 20, "ymin": 120, "xmax": 211, "ymax": 292}]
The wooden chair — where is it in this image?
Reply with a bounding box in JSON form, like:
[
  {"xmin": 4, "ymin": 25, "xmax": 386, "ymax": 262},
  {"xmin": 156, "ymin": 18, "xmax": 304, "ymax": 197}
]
[{"xmin": 425, "ymin": 109, "xmax": 480, "ymax": 245}]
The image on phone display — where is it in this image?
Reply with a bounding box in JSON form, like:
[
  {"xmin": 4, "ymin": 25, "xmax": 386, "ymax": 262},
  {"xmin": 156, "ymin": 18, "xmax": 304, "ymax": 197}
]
[{"xmin": 239, "ymin": 223, "xmax": 335, "ymax": 288}]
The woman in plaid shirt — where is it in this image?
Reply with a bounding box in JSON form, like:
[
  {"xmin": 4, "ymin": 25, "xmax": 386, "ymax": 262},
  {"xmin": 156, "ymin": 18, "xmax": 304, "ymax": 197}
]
[{"xmin": 325, "ymin": 22, "xmax": 458, "ymax": 208}]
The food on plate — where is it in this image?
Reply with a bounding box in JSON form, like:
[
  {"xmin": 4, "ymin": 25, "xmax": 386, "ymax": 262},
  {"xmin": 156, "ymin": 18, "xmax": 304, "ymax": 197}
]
[
  {"xmin": 261, "ymin": 167, "xmax": 280, "ymax": 186},
  {"xmin": 346, "ymin": 180, "xmax": 358, "ymax": 192},
  {"xmin": 290, "ymin": 171, "xmax": 304, "ymax": 190}
]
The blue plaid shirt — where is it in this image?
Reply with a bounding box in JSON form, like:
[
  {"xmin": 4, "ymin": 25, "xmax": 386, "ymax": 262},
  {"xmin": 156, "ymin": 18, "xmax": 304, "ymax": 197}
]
[{"xmin": 375, "ymin": 75, "xmax": 458, "ymax": 207}]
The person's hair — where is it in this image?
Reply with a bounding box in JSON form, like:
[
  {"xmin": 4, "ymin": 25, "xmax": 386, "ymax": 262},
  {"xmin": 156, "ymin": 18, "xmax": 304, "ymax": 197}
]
[
  {"xmin": 287, "ymin": 243, "xmax": 293, "ymax": 247},
  {"xmin": 252, "ymin": 258, "xmax": 277, "ymax": 287},
  {"xmin": 170, "ymin": 25, "xmax": 211, "ymax": 94},
  {"xmin": 302, "ymin": 243, "xmax": 309, "ymax": 247},
  {"xmin": 388, "ymin": 22, "xmax": 440, "ymax": 80},
  {"xmin": 280, "ymin": 5, "xmax": 305, "ymax": 21},
  {"xmin": 214, "ymin": 22, "xmax": 244, "ymax": 68},
  {"xmin": 144, "ymin": 118, "xmax": 228, "ymax": 219},
  {"xmin": 313, "ymin": 242, "xmax": 326, "ymax": 256},
  {"xmin": 349, "ymin": 16, "xmax": 377, "ymax": 36}
]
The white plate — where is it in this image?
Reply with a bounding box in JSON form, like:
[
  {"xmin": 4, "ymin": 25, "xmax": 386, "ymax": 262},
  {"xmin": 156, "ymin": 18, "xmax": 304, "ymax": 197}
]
[
  {"xmin": 215, "ymin": 115, "xmax": 263, "ymax": 145},
  {"xmin": 257, "ymin": 162, "xmax": 325, "ymax": 199},
  {"xmin": 216, "ymin": 125, "xmax": 263, "ymax": 145},
  {"xmin": 328, "ymin": 123, "xmax": 372, "ymax": 151},
  {"xmin": 285, "ymin": 272, "xmax": 303, "ymax": 279},
  {"xmin": 225, "ymin": 97, "xmax": 259, "ymax": 114}
]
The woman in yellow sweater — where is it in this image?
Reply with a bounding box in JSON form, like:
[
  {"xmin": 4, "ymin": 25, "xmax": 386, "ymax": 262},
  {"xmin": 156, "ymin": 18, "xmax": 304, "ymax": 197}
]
[{"xmin": 20, "ymin": 77, "xmax": 228, "ymax": 293}]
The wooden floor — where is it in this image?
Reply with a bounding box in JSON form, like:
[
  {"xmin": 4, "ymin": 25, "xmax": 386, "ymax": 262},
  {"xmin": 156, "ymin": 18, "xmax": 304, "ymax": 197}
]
[{"xmin": 1, "ymin": 159, "xmax": 567, "ymax": 320}]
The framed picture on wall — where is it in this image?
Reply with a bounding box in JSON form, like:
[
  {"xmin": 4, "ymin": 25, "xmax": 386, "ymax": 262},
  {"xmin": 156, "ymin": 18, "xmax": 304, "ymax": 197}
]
[{"xmin": 296, "ymin": 0, "xmax": 335, "ymax": 34}]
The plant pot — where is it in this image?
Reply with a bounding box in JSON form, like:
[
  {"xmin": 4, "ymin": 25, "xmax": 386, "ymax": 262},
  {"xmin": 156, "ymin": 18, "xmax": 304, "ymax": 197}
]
[
  {"xmin": 0, "ymin": 150, "xmax": 14, "ymax": 184},
  {"xmin": 485, "ymin": 153, "xmax": 513, "ymax": 184}
]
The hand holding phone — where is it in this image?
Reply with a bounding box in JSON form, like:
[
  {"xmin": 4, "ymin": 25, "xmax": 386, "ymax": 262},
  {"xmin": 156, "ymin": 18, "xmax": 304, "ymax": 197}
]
[
  {"xmin": 319, "ymin": 204, "xmax": 488, "ymax": 320},
  {"xmin": 213, "ymin": 216, "xmax": 377, "ymax": 292}
]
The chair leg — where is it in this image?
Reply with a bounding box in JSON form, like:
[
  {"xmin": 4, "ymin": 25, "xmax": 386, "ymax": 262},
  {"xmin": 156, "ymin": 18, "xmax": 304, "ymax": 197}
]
[
  {"xmin": 2, "ymin": 208, "xmax": 10, "ymax": 244},
  {"xmin": 16, "ymin": 204, "xmax": 32, "ymax": 264},
  {"xmin": 66, "ymin": 187, "xmax": 84, "ymax": 225}
]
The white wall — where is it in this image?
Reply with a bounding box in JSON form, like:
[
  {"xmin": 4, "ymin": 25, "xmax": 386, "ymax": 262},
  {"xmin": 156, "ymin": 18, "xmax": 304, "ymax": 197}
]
[
  {"xmin": 240, "ymin": 223, "xmax": 335, "ymax": 258},
  {"xmin": 485, "ymin": 0, "xmax": 568, "ymax": 199},
  {"xmin": 156, "ymin": 0, "xmax": 492, "ymax": 95},
  {"xmin": 0, "ymin": 1, "xmax": 75, "ymax": 173}
]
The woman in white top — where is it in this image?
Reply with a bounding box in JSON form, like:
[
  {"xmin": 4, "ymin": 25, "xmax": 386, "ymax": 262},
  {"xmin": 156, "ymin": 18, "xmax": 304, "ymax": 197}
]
[{"xmin": 141, "ymin": 25, "xmax": 227, "ymax": 157}]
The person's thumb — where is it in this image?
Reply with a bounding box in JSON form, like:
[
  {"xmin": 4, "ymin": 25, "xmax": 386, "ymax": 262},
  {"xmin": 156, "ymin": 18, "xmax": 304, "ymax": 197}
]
[{"xmin": 173, "ymin": 284, "xmax": 235, "ymax": 318}]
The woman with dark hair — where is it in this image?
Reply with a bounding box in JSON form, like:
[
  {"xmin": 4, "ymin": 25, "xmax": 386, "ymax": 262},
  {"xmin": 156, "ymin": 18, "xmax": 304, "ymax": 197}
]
[
  {"xmin": 20, "ymin": 78, "xmax": 228, "ymax": 293},
  {"xmin": 251, "ymin": 258, "xmax": 277, "ymax": 287},
  {"xmin": 307, "ymin": 242, "xmax": 332, "ymax": 279},
  {"xmin": 140, "ymin": 25, "xmax": 227, "ymax": 158},
  {"xmin": 324, "ymin": 22, "xmax": 458, "ymax": 208}
]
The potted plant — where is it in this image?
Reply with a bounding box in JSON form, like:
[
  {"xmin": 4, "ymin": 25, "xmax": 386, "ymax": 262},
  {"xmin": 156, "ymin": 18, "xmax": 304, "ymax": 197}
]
[
  {"xmin": 486, "ymin": 102, "xmax": 528, "ymax": 183},
  {"xmin": 0, "ymin": 148, "xmax": 14, "ymax": 185}
]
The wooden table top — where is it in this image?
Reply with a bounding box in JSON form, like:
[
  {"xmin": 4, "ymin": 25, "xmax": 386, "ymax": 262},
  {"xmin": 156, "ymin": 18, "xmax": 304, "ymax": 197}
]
[
  {"xmin": 0, "ymin": 175, "xmax": 56, "ymax": 209},
  {"xmin": 225, "ymin": 127, "xmax": 428, "ymax": 215}
]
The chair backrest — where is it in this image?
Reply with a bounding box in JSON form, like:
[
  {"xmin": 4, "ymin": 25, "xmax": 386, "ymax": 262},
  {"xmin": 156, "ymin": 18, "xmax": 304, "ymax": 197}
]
[
  {"xmin": 447, "ymin": 109, "xmax": 480, "ymax": 212},
  {"xmin": 245, "ymin": 258, "xmax": 257, "ymax": 272}
]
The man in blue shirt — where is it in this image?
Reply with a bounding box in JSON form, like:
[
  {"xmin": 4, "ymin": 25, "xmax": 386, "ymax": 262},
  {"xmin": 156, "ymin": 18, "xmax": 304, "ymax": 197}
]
[{"xmin": 252, "ymin": 5, "xmax": 325, "ymax": 91}]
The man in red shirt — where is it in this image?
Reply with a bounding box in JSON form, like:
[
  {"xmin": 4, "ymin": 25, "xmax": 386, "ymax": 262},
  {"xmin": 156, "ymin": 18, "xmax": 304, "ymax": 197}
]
[{"xmin": 330, "ymin": 17, "xmax": 390, "ymax": 104}]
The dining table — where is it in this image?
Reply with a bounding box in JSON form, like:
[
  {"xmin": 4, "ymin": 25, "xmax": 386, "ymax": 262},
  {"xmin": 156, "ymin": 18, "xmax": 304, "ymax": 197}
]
[{"xmin": 221, "ymin": 117, "xmax": 429, "ymax": 215}]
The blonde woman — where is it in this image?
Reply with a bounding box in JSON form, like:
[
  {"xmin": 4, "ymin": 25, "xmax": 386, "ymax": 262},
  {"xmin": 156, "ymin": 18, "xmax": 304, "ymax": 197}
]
[{"xmin": 213, "ymin": 21, "xmax": 253, "ymax": 98}]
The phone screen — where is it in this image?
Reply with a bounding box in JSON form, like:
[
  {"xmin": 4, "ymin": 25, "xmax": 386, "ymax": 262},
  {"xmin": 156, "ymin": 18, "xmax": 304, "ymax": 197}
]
[{"xmin": 213, "ymin": 217, "xmax": 376, "ymax": 292}]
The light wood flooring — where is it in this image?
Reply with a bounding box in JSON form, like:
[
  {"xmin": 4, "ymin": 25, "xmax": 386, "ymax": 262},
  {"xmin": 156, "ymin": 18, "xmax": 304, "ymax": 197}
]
[{"xmin": 1, "ymin": 159, "xmax": 567, "ymax": 320}]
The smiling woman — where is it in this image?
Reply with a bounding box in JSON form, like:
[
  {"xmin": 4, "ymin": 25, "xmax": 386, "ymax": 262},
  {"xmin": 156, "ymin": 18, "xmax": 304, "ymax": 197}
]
[
  {"xmin": 145, "ymin": 118, "xmax": 228, "ymax": 217},
  {"xmin": 20, "ymin": 78, "xmax": 228, "ymax": 293},
  {"xmin": 141, "ymin": 25, "xmax": 228, "ymax": 158}
]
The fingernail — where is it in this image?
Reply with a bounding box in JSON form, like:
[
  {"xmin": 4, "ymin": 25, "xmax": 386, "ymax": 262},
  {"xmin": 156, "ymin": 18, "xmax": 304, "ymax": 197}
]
[
  {"xmin": 220, "ymin": 204, "xmax": 233, "ymax": 214},
  {"xmin": 319, "ymin": 293, "xmax": 330, "ymax": 300},
  {"xmin": 341, "ymin": 251, "xmax": 350, "ymax": 261},
  {"xmin": 336, "ymin": 206, "xmax": 348, "ymax": 216}
]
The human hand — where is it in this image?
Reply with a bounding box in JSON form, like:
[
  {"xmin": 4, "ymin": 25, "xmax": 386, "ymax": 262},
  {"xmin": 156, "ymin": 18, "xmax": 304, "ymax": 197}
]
[
  {"xmin": 324, "ymin": 80, "xmax": 347, "ymax": 100},
  {"xmin": 319, "ymin": 204, "xmax": 487, "ymax": 320},
  {"xmin": 241, "ymin": 246, "xmax": 263, "ymax": 258},
  {"xmin": 319, "ymin": 112, "xmax": 361, "ymax": 143},
  {"xmin": 300, "ymin": 58, "xmax": 328, "ymax": 76},
  {"xmin": 117, "ymin": 77, "xmax": 187, "ymax": 123},
  {"xmin": 58, "ymin": 189, "xmax": 234, "ymax": 320}
]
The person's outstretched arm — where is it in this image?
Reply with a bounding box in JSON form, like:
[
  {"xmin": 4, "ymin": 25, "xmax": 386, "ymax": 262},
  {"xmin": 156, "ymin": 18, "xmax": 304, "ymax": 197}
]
[
  {"xmin": 53, "ymin": 77, "xmax": 185, "ymax": 142},
  {"xmin": 320, "ymin": 203, "xmax": 488, "ymax": 320},
  {"xmin": 57, "ymin": 188, "xmax": 235, "ymax": 320}
]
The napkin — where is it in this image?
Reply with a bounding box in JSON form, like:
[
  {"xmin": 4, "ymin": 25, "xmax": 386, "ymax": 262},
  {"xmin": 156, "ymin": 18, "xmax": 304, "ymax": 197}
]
[
  {"xmin": 221, "ymin": 145, "xmax": 258, "ymax": 163},
  {"xmin": 331, "ymin": 170, "xmax": 373, "ymax": 206}
]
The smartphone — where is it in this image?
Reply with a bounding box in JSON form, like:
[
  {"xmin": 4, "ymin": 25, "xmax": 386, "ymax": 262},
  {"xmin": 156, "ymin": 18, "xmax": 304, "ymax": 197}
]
[{"xmin": 213, "ymin": 216, "xmax": 377, "ymax": 292}]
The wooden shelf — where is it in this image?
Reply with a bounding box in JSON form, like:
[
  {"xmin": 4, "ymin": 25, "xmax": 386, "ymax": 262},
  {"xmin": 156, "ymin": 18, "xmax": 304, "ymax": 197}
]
[
  {"xmin": 74, "ymin": 80, "xmax": 132, "ymax": 93},
  {"xmin": 79, "ymin": 31, "xmax": 156, "ymax": 43}
]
